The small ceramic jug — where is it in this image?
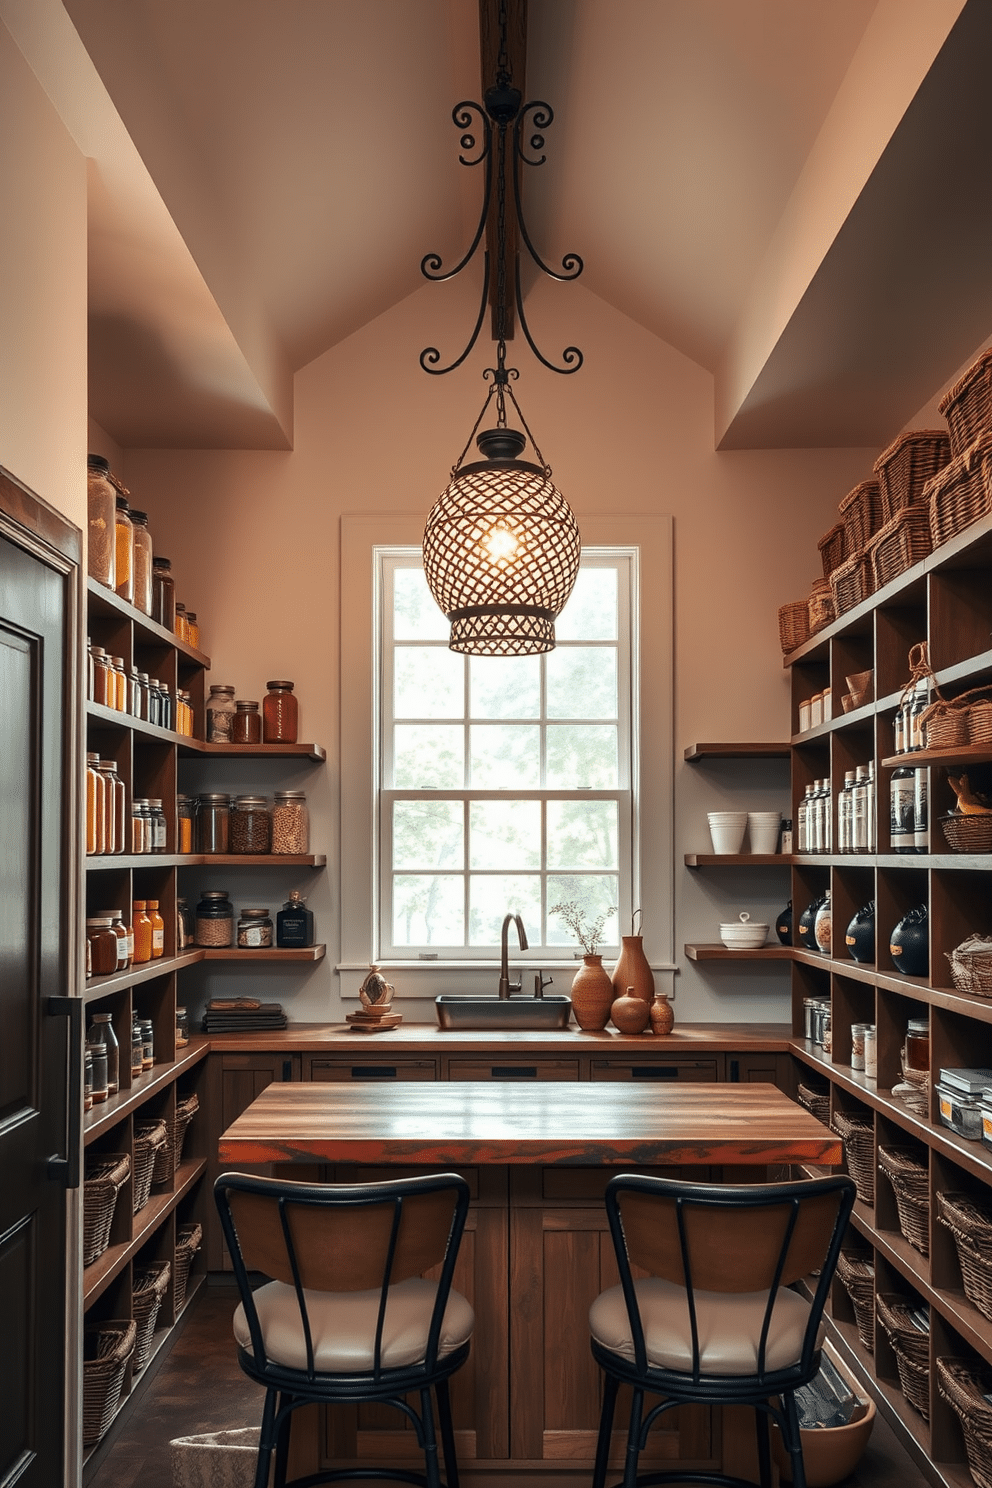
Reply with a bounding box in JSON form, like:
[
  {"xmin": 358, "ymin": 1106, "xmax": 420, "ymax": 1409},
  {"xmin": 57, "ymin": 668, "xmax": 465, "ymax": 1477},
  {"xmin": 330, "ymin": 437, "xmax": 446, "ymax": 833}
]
[
  {"xmin": 649, "ymin": 992, "xmax": 674, "ymax": 1036},
  {"xmin": 611, "ymin": 988, "xmax": 650, "ymax": 1034}
]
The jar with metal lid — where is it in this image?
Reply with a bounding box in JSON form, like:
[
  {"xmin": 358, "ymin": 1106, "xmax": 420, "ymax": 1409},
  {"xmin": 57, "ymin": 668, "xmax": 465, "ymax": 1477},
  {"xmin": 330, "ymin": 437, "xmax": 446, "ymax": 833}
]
[
  {"xmin": 196, "ymin": 793, "xmax": 231, "ymax": 854},
  {"xmin": 851, "ymin": 1022, "xmax": 871, "ymax": 1072},
  {"xmin": 195, "ymin": 890, "xmax": 234, "ymax": 947},
  {"xmin": 132, "ymin": 901, "xmax": 152, "ymax": 963},
  {"xmin": 137, "ymin": 671, "xmax": 152, "ymax": 720},
  {"xmin": 177, "ymin": 896, "xmax": 194, "ymax": 950},
  {"xmin": 110, "ymin": 656, "xmax": 127, "ymax": 711},
  {"xmin": 90, "ymin": 647, "xmax": 110, "ymax": 707},
  {"xmin": 87, "ymin": 454, "xmax": 116, "ymax": 588},
  {"xmin": 152, "ymin": 555, "xmax": 176, "ymax": 630},
  {"xmin": 186, "ymin": 612, "xmax": 200, "ymax": 650},
  {"xmin": 86, "ymin": 754, "xmax": 103, "ymax": 855},
  {"xmin": 904, "ymin": 1018, "xmax": 930, "ymax": 1074},
  {"xmin": 177, "ymin": 795, "xmax": 195, "ymax": 855},
  {"xmin": 272, "ymin": 790, "xmax": 309, "ymax": 854},
  {"xmin": 129, "ymin": 508, "xmax": 154, "ymax": 615},
  {"xmin": 176, "ymin": 1007, "xmax": 189, "ymax": 1047},
  {"xmin": 130, "ymin": 1019, "xmax": 144, "ymax": 1078},
  {"xmin": 174, "ymin": 602, "xmax": 189, "ymax": 645},
  {"xmin": 88, "ymin": 1011, "xmax": 120, "ymax": 1095},
  {"xmin": 263, "ymin": 680, "xmax": 298, "ymax": 743},
  {"xmin": 84, "ymin": 1046, "xmax": 94, "ymax": 1110},
  {"xmin": 87, "ymin": 1041, "xmax": 109, "ymax": 1103},
  {"xmin": 114, "ymin": 496, "xmax": 134, "ymax": 603},
  {"xmin": 131, "ymin": 799, "xmax": 150, "ymax": 855},
  {"xmin": 147, "ymin": 678, "xmax": 162, "ymax": 728},
  {"xmin": 230, "ymin": 795, "xmax": 271, "ymax": 854},
  {"xmin": 237, "ymin": 907, "xmax": 274, "ymax": 948},
  {"xmin": 232, "ymin": 700, "xmax": 262, "ymax": 744},
  {"xmin": 206, "ymin": 684, "xmax": 237, "ymax": 743},
  {"xmin": 148, "ymin": 798, "xmax": 167, "ymax": 853},
  {"xmin": 863, "ymin": 1025, "xmax": 877, "ymax": 1079},
  {"xmin": 94, "ymin": 759, "xmax": 123, "ymax": 854},
  {"xmin": 146, "ymin": 899, "xmax": 165, "ymax": 958},
  {"xmin": 95, "ymin": 909, "xmax": 129, "ymax": 971},
  {"xmin": 86, "ymin": 917, "xmax": 118, "ymax": 977},
  {"xmin": 139, "ymin": 1018, "xmax": 155, "ymax": 1069}
]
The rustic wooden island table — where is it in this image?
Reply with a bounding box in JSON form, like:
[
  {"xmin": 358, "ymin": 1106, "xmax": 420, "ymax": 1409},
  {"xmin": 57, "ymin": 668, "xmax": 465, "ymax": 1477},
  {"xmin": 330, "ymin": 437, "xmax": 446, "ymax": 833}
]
[{"xmin": 218, "ymin": 1076, "xmax": 838, "ymax": 1487}]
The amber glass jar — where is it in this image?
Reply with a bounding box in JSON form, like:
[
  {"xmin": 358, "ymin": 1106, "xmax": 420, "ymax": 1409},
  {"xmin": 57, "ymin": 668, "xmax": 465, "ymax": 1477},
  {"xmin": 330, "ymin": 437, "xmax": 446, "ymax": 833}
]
[
  {"xmin": 174, "ymin": 603, "xmax": 189, "ymax": 644},
  {"xmin": 90, "ymin": 647, "xmax": 110, "ymax": 706},
  {"xmin": 177, "ymin": 795, "xmax": 195, "ymax": 855},
  {"xmin": 86, "ymin": 754, "xmax": 103, "ymax": 855},
  {"xmin": 152, "ymin": 556, "xmax": 176, "ymax": 630},
  {"xmin": 147, "ymin": 899, "xmax": 165, "ymax": 958},
  {"xmin": 87, "ymin": 455, "xmax": 116, "ymax": 588},
  {"xmin": 86, "ymin": 917, "xmax": 118, "ymax": 977},
  {"xmin": 230, "ymin": 795, "xmax": 271, "ymax": 853},
  {"xmin": 232, "ymin": 700, "xmax": 262, "ymax": 744},
  {"xmin": 129, "ymin": 509, "xmax": 154, "ymax": 616},
  {"xmin": 132, "ymin": 901, "xmax": 152, "ymax": 964},
  {"xmin": 263, "ymin": 680, "xmax": 298, "ymax": 742},
  {"xmin": 114, "ymin": 497, "xmax": 134, "ymax": 604},
  {"xmin": 186, "ymin": 612, "xmax": 200, "ymax": 650}
]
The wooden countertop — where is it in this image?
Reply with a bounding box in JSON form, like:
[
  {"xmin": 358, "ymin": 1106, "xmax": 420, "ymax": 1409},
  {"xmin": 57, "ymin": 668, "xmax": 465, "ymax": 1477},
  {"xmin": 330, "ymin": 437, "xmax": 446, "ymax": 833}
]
[
  {"xmin": 204, "ymin": 1020, "xmax": 793, "ymax": 1054},
  {"xmin": 218, "ymin": 1079, "xmax": 840, "ymax": 1166}
]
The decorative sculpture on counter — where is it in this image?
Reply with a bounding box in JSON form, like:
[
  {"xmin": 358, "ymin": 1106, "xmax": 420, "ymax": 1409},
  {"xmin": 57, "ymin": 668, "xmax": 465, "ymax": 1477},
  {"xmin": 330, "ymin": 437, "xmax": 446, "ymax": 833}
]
[{"xmin": 347, "ymin": 965, "xmax": 402, "ymax": 1033}]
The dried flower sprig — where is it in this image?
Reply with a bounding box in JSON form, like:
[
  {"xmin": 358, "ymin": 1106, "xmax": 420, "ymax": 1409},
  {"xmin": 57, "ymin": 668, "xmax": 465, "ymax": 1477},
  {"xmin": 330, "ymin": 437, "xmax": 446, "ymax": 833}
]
[{"xmin": 549, "ymin": 900, "xmax": 617, "ymax": 955}]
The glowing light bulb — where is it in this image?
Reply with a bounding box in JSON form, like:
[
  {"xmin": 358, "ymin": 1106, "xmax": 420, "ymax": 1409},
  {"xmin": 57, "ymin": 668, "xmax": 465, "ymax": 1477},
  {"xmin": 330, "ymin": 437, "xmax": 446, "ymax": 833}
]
[{"xmin": 484, "ymin": 522, "xmax": 518, "ymax": 561}]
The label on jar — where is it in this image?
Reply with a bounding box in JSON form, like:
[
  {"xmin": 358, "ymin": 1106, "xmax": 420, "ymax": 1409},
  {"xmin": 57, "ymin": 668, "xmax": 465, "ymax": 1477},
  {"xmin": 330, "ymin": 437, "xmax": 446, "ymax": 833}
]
[
  {"xmin": 207, "ymin": 706, "xmax": 233, "ymax": 743},
  {"xmin": 240, "ymin": 926, "xmax": 268, "ymax": 947},
  {"xmin": 152, "ymin": 928, "xmax": 164, "ymax": 951}
]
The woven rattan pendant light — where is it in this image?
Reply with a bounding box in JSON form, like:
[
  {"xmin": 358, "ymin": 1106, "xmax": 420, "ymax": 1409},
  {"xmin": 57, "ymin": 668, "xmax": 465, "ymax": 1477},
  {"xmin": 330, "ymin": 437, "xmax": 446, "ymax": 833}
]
[{"xmin": 420, "ymin": 0, "xmax": 582, "ymax": 656}]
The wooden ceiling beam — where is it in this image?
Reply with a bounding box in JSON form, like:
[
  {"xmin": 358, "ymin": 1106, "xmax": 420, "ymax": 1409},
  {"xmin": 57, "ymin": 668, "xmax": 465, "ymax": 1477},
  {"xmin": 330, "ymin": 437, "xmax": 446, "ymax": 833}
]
[{"xmin": 479, "ymin": 0, "xmax": 527, "ymax": 342}]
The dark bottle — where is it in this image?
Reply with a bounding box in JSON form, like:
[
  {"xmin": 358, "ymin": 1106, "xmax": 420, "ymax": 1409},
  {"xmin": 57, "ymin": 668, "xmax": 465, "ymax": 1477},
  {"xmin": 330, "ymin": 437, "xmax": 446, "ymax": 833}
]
[
  {"xmin": 152, "ymin": 556, "xmax": 176, "ymax": 630},
  {"xmin": 775, "ymin": 901, "xmax": 793, "ymax": 946},
  {"xmin": 890, "ymin": 766, "xmax": 916, "ymax": 854},
  {"xmin": 276, "ymin": 890, "xmax": 314, "ymax": 948},
  {"xmin": 889, "ymin": 903, "xmax": 929, "ymax": 978},
  {"xmin": 845, "ymin": 901, "xmax": 875, "ymax": 964},
  {"xmin": 797, "ymin": 892, "xmax": 827, "ymax": 952}
]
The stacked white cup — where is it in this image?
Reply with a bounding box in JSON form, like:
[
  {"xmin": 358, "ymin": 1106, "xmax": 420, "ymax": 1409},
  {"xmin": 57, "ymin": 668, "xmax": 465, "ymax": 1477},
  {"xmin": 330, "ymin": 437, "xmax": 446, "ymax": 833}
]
[
  {"xmin": 707, "ymin": 811, "xmax": 748, "ymax": 854},
  {"xmin": 747, "ymin": 811, "xmax": 782, "ymax": 854}
]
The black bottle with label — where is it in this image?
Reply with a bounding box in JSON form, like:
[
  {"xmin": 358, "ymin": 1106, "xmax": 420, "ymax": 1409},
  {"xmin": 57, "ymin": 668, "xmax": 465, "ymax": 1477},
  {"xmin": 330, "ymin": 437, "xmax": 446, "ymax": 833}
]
[{"xmin": 276, "ymin": 890, "xmax": 314, "ymax": 948}]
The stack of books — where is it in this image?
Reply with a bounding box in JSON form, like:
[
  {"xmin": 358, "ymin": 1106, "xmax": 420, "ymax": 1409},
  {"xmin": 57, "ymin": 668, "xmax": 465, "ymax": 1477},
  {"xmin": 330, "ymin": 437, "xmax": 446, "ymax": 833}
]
[{"xmin": 202, "ymin": 998, "xmax": 287, "ymax": 1033}]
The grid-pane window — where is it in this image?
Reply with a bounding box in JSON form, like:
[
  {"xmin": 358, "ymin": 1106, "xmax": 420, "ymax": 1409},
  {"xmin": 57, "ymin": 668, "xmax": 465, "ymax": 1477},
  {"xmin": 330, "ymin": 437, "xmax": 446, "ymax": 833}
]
[{"xmin": 378, "ymin": 552, "xmax": 634, "ymax": 959}]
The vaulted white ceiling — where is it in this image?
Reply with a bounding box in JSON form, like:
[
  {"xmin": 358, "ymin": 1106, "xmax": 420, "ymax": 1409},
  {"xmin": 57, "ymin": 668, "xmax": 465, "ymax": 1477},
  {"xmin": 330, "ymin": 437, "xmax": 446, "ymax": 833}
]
[{"xmin": 4, "ymin": 0, "xmax": 991, "ymax": 450}]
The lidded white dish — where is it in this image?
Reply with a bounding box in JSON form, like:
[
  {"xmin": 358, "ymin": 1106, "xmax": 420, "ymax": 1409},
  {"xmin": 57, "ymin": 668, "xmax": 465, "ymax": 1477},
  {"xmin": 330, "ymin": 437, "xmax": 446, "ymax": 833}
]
[{"xmin": 719, "ymin": 912, "xmax": 769, "ymax": 949}]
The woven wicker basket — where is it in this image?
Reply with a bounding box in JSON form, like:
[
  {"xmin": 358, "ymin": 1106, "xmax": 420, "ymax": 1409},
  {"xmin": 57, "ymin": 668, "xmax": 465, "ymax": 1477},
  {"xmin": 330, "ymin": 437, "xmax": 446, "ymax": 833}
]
[
  {"xmin": 132, "ymin": 1260, "xmax": 171, "ymax": 1372},
  {"xmin": 808, "ymin": 579, "xmax": 835, "ymax": 634},
  {"xmin": 867, "ymin": 507, "xmax": 933, "ymax": 591},
  {"xmin": 877, "ymin": 1145, "xmax": 929, "ymax": 1256},
  {"xmin": 133, "ymin": 1118, "xmax": 168, "ymax": 1213},
  {"xmin": 778, "ymin": 600, "xmax": 810, "ymax": 655},
  {"xmin": 873, "ymin": 429, "xmax": 951, "ymax": 522},
  {"xmin": 940, "ymin": 347, "xmax": 992, "ymax": 457},
  {"xmin": 152, "ymin": 1092, "xmax": 200, "ymax": 1184},
  {"xmin": 82, "ymin": 1318, "xmax": 136, "ymax": 1445},
  {"xmin": 83, "ymin": 1153, "xmax": 130, "ymax": 1267},
  {"xmin": 831, "ymin": 1108, "xmax": 875, "ymax": 1204},
  {"xmin": 839, "ymin": 478, "xmax": 883, "ymax": 554},
  {"xmin": 947, "ymin": 936, "xmax": 992, "ymax": 998},
  {"xmin": 926, "ymin": 434, "xmax": 992, "ymax": 549},
  {"xmin": 174, "ymin": 1221, "xmax": 203, "ymax": 1313},
  {"xmin": 876, "ymin": 1293, "xmax": 930, "ymax": 1419},
  {"xmin": 940, "ymin": 814, "xmax": 992, "ymax": 854},
  {"xmin": 836, "ymin": 1250, "xmax": 875, "ymax": 1352},
  {"xmin": 970, "ymin": 701, "xmax": 992, "ymax": 745},
  {"xmin": 817, "ymin": 522, "xmax": 847, "ymax": 579},
  {"xmin": 937, "ymin": 1356, "xmax": 992, "ymax": 1488},
  {"xmin": 925, "ymin": 707, "xmax": 971, "ymax": 749},
  {"xmin": 830, "ymin": 552, "xmax": 873, "ymax": 617},
  {"xmin": 936, "ymin": 1192, "xmax": 992, "ymax": 1323},
  {"xmin": 796, "ymin": 1079, "xmax": 830, "ymax": 1125}
]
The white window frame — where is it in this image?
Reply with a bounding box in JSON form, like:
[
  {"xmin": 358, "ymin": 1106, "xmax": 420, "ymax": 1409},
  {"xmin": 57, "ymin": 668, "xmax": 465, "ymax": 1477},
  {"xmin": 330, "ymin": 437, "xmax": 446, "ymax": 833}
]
[
  {"xmin": 339, "ymin": 513, "xmax": 674, "ymax": 1000},
  {"xmin": 378, "ymin": 550, "xmax": 633, "ymax": 961}
]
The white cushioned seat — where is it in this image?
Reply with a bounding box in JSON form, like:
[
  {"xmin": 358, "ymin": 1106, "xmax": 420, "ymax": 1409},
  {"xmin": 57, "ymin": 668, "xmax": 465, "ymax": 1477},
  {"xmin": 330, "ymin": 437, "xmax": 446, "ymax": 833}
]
[
  {"xmin": 589, "ymin": 1278, "xmax": 821, "ymax": 1377},
  {"xmin": 234, "ymin": 1276, "xmax": 475, "ymax": 1373}
]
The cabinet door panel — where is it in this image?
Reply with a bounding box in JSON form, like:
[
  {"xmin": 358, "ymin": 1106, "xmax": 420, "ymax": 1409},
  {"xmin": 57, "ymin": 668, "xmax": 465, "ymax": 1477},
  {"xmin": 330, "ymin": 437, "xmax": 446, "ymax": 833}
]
[
  {"xmin": 305, "ymin": 1058, "xmax": 437, "ymax": 1082},
  {"xmin": 208, "ymin": 1053, "xmax": 298, "ymax": 1267},
  {"xmin": 591, "ymin": 1058, "xmax": 718, "ymax": 1081},
  {"xmin": 446, "ymin": 1058, "xmax": 580, "ymax": 1081}
]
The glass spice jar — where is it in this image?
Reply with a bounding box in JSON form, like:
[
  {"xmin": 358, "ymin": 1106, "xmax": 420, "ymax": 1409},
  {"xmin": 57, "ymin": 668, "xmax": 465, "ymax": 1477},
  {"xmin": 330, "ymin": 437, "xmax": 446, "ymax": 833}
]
[
  {"xmin": 146, "ymin": 899, "xmax": 165, "ymax": 958},
  {"xmin": 114, "ymin": 496, "xmax": 134, "ymax": 604},
  {"xmin": 195, "ymin": 890, "xmax": 234, "ymax": 947},
  {"xmin": 110, "ymin": 657, "xmax": 127, "ymax": 711},
  {"xmin": 86, "ymin": 754, "xmax": 103, "ymax": 855},
  {"xmin": 152, "ymin": 555, "xmax": 176, "ymax": 630},
  {"xmin": 904, "ymin": 1018, "xmax": 930, "ymax": 1075},
  {"xmin": 84, "ymin": 1046, "xmax": 94, "ymax": 1110},
  {"xmin": 851, "ymin": 1022, "xmax": 871, "ymax": 1072},
  {"xmin": 206, "ymin": 684, "xmax": 237, "ymax": 743},
  {"xmin": 88, "ymin": 1041, "xmax": 109, "ymax": 1104},
  {"xmin": 139, "ymin": 1018, "xmax": 155, "ymax": 1069},
  {"xmin": 176, "ymin": 1006, "xmax": 189, "ymax": 1047},
  {"xmin": 196, "ymin": 793, "xmax": 231, "ymax": 854},
  {"xmin": 177, "ymin": 896, "xmax": 194, "ymax": 950},
  {"xmin": 130, "ymin": 1019, "xmax": 144, "ymax": 1078},
  {"xmin": 86, "ymin": 917, "xmax": 119, "ymax": 977},
  {"xmin": 177, "ymin": 795, "xmax": 195, "ymax": 855},
  {"xmin": 263, "ymin": 680, "xmax": 298, "ymax": 743},
  {"xmin": 129, "ymin": 508, "xmax": 154, "ymax": 616},
  {"xmin": 232, "ymin": 700, "xmax": 262, "ymax": 744},
  {"xmin": 230, "ymin": 795, "xmax": 271, "ymax": 854},
  {"xmin": 237, "ymin": 907, "xmax": 274, "ymax": 948},
  {"xmin": 148, "ymin": 798, "xmax": 168, "ymax": 853},
  {"xmin": 87, "ymin": 454, "xmax": 116, "ymax": 588},
  {"xmin": 132, "ymin": 900, "xmax": 153, "ymax": 964},
  {"xmin": 186, "ymin": 612, "xmax": 200, "ymax": 650},
  {"xmin": 88, "ymin": 1011, "xmax": 119, "ymax": 1095},
  {"xmin": 174, "ymin": 602, "xmax": 189, "ymax": 645},
  {"xmin": 863, "ymin": 1024, "xmax": 877, "ymax": 1080},
  {"xmin": 90, "ymin": 647, "xmax": 110, "ymax": 706},
  {"xmin": 271, "ymin": 790, "xmax": 309, "ymax": 854},
  {"xmin": 96, "ymin": 908, "xmax": 130, "ymax": 971}
]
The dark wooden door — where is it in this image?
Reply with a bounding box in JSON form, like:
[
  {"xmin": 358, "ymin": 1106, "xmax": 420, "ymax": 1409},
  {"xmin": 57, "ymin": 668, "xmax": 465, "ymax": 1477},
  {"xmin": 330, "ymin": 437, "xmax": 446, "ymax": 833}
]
[{"xmin": 0, "ymin": 471, "xmax": 80, "ymax": 1486}]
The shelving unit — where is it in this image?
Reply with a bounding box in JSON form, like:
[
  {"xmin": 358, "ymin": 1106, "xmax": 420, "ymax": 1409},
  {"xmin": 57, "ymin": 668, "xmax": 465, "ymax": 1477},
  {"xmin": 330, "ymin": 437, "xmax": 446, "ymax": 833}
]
[
  {"xmin": 82, "ymin": 576, "xmax": 327, "ymax": 1470},
  {"xmin": 774, "ymin": 511, "xmax": 992, "ymax": 1486}
]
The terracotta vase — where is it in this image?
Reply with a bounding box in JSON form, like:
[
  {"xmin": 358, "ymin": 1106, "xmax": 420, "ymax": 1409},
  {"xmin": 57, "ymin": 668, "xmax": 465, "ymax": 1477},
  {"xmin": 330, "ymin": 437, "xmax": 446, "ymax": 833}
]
[
  {"xmin": 611, "ymin": 990, "xmax": 650, "ymax": 1034},
  {"xmin": 610, "ymin": 935, "xmax": 655, "ymax": 1004},
  {"xmin": 649, "ymin": 992, "xmax": 675, "ymax": 1036},
  {"xmin": 570, "ymin": 954, "xmax": 615, "ymax": 1031}
]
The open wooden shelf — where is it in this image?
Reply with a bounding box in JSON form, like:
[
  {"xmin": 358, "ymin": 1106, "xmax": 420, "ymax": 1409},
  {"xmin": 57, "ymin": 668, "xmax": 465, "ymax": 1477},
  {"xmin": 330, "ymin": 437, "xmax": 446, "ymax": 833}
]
[
  {"xmin": 684, "ymin": 853, "xmax": 790, "ymax": 867},
  {"xmin": 684, "ymin": 944, "xmax": 793, "ymax": 961},
  {"xmin": 200, "ymin": 944, "xmax": 325, "ymax": 962},
  {"xmin": 683, "ymin": 741, "xmax": 789, "ymax": 761}
]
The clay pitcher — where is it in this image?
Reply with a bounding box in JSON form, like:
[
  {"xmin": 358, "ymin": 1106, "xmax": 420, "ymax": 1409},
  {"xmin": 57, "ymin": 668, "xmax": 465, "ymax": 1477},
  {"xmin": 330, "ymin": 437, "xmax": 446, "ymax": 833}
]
[
  {"xmin": 610, "ymin": 935, "xmax": 654, "ymax": 1005},
  {"xmin": 570, "ymin": 955, "xmax": 615, "ymax": 1031}
]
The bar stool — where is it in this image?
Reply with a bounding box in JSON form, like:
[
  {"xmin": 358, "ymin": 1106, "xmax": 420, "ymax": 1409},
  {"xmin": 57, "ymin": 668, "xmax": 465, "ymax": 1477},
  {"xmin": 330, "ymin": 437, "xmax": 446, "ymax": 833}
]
[
  {"xmin": 588, "ymin": 1171, "xmax": 855, "ymax": 1488},
  {"xmin": 214, "ymin": 1169, "xmax": 473, "ymax": 1488}
]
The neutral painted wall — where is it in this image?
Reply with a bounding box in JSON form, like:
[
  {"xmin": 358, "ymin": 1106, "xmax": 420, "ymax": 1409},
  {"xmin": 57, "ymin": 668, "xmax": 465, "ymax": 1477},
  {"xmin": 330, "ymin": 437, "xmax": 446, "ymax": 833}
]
[
  {"xmin": 125, "ymin": 275, "xmax": 876, "ymax": 1024},
  {"xmin": 0, "ymin": 20, "xmax": 86, "ymax": 529}
]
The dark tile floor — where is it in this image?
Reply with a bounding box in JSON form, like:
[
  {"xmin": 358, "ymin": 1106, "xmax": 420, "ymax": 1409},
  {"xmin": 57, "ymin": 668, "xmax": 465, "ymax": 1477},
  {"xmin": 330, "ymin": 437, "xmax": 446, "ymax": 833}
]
[{"xmin": 87, "ymin": 1283, "xmax": 933, "ymax": 1487}]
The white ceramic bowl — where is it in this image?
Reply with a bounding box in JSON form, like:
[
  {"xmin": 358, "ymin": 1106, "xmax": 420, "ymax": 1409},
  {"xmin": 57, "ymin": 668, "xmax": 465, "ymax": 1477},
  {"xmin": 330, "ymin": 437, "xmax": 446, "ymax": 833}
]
[{"xmin": 719, "ymin": 912, "xmax": 769, "ymax": 948}]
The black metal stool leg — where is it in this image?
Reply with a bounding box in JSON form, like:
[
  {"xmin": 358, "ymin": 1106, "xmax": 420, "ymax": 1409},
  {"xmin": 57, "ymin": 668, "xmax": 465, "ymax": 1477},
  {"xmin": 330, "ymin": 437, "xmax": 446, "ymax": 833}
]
[
  {"xmin": 755, "ymin": 1403, "xmax": 772, "ymax": 1488},
  {"xmin": 782, "ymin": 1391, "xmax": 808, "ymax": 1488},
  {"xmin": 255, "ymin": 1388, "xmax": 279, "ymax": 1488},
  {"xmin": 273, "ymin": 1391, "xmax": 294, "ymax": 1488},
  {"xmin": 420, "ymin": 1385, "xmax": 442, "ymax": 1488},
  {"xmin": 622, "ymin": 1387, "xmax": 644, "ymax": 1488},
  {"xmin": 592, "ymin": 1372, "xmax": 619, "ymax": 1488},
  {"xmin": 436, "ymin": 1378, "xmax": 460, "ymax": 1488}
]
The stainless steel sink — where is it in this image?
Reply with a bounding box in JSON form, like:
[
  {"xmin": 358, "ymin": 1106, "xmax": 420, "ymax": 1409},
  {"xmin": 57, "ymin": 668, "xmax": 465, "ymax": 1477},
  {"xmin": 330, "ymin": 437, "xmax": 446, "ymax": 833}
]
[{"xmin": 435, "ymin": 994, "xmax": 572, "ymax": 1031}]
